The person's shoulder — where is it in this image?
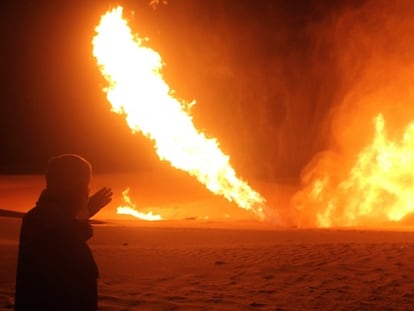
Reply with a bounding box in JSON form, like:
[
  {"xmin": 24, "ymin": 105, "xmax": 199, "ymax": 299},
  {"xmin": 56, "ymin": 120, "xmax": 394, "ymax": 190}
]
[
  {"xmin": 22, "ymin": 207, "xmax": 37, "ymax": 222},
  {"xmin": 21, "ymin": 206, "xmax": 58, "ymax": 233}
]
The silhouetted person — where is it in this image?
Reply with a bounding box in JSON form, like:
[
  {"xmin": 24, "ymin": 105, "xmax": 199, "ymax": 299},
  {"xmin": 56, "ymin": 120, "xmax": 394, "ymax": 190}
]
[{"xmin": 14, "ymin": 154, "xmax": 112, "ymax": 311}]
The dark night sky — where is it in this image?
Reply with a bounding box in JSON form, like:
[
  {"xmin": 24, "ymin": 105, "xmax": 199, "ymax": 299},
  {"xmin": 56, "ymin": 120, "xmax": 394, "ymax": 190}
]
[{"xmin": 0, "ymin": 0, "xmax": 364, "ymax": 177}]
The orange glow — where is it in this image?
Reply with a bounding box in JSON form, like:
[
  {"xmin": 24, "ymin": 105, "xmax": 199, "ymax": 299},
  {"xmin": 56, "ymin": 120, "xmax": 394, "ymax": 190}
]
[
  {"xmin": 92, "ymin": 7, "xmax": 266, "ymax": 220},
  {"xmin": 117, "ymin": 188, "xmax": 162, "ymax": 221},
  {"xmin": 296, "ymin": 113, "xmax": 414, "ymax": 227}
]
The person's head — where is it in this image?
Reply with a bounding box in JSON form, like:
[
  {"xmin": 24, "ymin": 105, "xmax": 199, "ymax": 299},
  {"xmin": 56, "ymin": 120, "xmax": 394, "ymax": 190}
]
[{"xmin": 45, "ymin": 154, "xmax": 92, "ymax": 212}]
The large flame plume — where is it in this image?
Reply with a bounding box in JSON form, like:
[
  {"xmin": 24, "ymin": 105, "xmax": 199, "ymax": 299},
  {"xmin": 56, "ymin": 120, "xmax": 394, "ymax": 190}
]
[
  {"xmin": 295, "ymin": 114, "xmax": 414, "ymax": 227},
  {"xmin": 293, "ymin": 0, "xmax": 414, "ymax": 228},
  {"xmin": 92, "ymin": 7, "xmax": 266, "ymax": 219}
]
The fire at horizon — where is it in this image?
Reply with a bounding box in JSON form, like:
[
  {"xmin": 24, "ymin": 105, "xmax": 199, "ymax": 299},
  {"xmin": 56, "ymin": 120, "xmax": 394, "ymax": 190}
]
[
  {"xmin": 92, "ymin": 6, "xmax": 267, "ymax": 221},
  {"xmin": 295, "ymin": 113, "xmax": 414, "ymax": 227}
]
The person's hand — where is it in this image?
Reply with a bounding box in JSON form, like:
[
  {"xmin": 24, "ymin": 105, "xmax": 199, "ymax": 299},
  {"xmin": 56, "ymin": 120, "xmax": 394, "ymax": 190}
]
[{"xmin": 88, "ymin": 187, "xmax": 113, "ymax": 218}]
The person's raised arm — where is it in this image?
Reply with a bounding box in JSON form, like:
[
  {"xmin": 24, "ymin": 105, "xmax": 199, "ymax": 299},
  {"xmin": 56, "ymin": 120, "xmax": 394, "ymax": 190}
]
[{"xmin": 87, "ymin": 187, "xmax": 113, "ymax": 218}]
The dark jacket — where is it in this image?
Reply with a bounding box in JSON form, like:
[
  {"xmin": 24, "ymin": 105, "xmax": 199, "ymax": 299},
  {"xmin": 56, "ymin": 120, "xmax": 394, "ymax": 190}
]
[{"xmin": 14, "ymin": 192, "xmax": 99, "ymax": 311}]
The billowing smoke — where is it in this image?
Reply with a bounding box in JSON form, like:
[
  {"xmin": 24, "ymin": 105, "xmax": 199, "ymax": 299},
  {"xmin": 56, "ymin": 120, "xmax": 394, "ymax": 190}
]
[{"xmin": 136, "ymin": 0, "xmax": 361, "ymax": 181}]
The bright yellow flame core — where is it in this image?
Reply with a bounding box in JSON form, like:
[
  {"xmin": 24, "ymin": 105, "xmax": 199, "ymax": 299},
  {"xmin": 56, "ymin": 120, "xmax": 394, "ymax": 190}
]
[
  {"xmin": 299, "ymin": 113, "xmax": 414, "ymax": 227},
  {"xmin": 92, "ymin": 7, "xmax": 266, "ymax": 219},
  {"xmin": 117, "ymin": 188, "xmax": 162, "ymax": 221}
]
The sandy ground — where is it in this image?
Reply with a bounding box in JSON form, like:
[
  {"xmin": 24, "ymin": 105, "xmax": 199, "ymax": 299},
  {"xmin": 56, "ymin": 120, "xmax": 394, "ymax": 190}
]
[{"xmin": 2, "ymin": 174, "xmax": 414, "ymax": 310}]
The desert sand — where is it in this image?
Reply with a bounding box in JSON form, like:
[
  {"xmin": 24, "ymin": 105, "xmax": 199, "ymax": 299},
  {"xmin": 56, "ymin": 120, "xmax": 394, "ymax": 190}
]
[{"xmin": 1, "ymin": 174, "xmax": 414, "ymax": 310}]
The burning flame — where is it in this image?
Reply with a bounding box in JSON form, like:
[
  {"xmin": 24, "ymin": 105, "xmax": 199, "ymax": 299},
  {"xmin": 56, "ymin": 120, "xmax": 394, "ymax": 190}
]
[
  {"xmin": 117, "ymin": 188, "xmax": 162, "ymax": 221},
  {"xmin": 296, "ymin": 113, "xmax": 414, "ymax": 227},
  {"xmin": 92, "ymin": 7, "xmax": 266, "ymax": 219}
]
